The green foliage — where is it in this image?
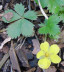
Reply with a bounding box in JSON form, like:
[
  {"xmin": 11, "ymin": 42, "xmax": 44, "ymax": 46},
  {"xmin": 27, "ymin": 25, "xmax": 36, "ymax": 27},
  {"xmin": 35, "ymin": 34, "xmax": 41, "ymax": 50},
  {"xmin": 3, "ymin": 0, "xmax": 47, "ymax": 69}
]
[
  {"xmin": 2, "ymin": 3, "xmax": 37, "ymax": 39},
  {"xmin": 7, "ymin": 20, "xmax": 22, "ymax": 39},
  {"xmin": 24, "ymin": 11, "xmax": 37, "ymax": 20},
  {"xmin": 21, "ymin": 19, "xmax": 34, "ymax": 37},
  {"xmin": 38, "ymin": 15, "xmax": 60, "ymax": 36},
  {"xmin": 2, "ymin": 10, "xmax": 21, "ymax": 23},
  {"xmin": 14, "ymin": 4, "xmax": 25, "ymax": 16},
  {"xmin": 34, "ymin": 0, "xmax": 64, "ymax": 39},
  {"xmin": 35, "ymin": 0, "xmax": 64, "ymax": 14}
]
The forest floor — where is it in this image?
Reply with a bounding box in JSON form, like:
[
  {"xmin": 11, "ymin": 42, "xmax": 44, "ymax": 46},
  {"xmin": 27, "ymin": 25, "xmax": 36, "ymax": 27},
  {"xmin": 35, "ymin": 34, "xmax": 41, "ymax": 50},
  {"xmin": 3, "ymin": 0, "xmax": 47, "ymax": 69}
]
[{"xmin": 0, "ymin": 0, "xmax": 64, "ymax": 72}]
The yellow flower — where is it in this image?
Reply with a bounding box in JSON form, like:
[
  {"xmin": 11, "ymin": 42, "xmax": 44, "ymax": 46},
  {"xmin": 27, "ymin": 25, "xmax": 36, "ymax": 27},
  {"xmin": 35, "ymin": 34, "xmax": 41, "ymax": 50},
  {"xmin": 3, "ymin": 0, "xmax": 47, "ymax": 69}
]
[{"xmin": 36, "ymin": 41, "xmax": 61, "ymax": 69}]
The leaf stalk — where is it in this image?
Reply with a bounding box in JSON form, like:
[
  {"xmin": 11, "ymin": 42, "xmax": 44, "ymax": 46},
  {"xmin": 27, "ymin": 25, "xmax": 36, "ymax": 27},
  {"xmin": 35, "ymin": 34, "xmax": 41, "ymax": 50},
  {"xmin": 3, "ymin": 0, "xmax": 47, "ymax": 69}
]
[{"xmin": 38, "ymin": 0, "xmax": 48, "ymax": 19}]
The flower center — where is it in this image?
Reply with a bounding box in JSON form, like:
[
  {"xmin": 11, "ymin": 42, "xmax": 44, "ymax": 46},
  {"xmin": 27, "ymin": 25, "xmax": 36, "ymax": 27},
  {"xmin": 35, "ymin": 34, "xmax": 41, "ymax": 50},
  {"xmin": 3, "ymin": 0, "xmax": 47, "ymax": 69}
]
[{"xmin": 45, "ymin": 52, "xmax": 49, "ymax": 57}]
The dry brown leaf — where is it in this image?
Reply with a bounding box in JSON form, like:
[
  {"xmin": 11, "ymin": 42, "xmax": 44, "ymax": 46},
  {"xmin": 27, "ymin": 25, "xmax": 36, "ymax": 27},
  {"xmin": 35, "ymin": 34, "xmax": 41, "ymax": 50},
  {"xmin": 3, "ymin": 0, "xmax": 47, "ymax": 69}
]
[
  {"xmin": 36, "ymin": 67, "xmax": 42, "ymax": 72},
  {"xmin": 2, "ymin": 46, "xmax": 9, "ymax": 53},
  {"xmin": 9, "ymin": 42, "xmax": 21, "ymax": 72},
  {"xmin": 58, "ymin": 44, "xmax": 64, "ymax": 48},
  {"xmin": 59, "ymin": 30, "xmax": 64, "ymax": 43},
  {"xmin": 24, "ymin": 67, "xmax": 36, "ymax": 72},
  {"xmin": 32, "ymin": 39, "xmax": 40, "ymax": 55},
  {"xmin": 16, "ymin": 48, "xmax": 30, "ymax": 67},
  {"xmin": 60, "ymin": 68, "xmax": 64, "ymax": 72},
  {"xmin": 0, "ymin": 53, "xmax": 9, "ymax": 69},
  {"xmin": 46, "ymin": 66, "xmax": 56, "ymax": 72},
  {"xmin": 61, "ymin": 61, "xmax": 64, "ymax": 66},
  {"xmin": 3, "ymin": 12, "xmax": 13, "ymax": 21}
]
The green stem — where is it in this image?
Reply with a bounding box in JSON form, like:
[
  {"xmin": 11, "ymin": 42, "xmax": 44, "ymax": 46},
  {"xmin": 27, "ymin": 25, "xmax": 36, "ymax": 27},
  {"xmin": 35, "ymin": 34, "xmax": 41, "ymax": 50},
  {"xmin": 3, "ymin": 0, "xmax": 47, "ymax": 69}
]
[{"xmin": 44, "ymin": 34, "xmax": 47, "ymax": 41}]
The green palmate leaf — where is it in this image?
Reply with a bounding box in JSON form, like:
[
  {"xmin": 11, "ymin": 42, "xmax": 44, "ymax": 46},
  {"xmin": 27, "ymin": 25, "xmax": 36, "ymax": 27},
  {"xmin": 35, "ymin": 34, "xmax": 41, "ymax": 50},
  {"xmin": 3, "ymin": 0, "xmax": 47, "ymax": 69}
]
[
  {"xmin": 47, "ymin": 0, "xmax": 64, "ymax": 14},
  {"xmin": 47, "ymin": 23, "xmax": 60, "ymax": 35},
  {"xmin": 21, "ymin": 19, "xmax": 34, "ymax": 37},
  {"xmin": 39, "ymin": 24, "xmax": 60, "ymax": 35},
  {"xmin": 39, "ymin": 15, "xmax": 60, "ymax": 36},
  {"xmin": 2, "ymin": 3, "xmax": 37, "ymax": 39},
  {"xmin": 47, "ymin": 0, "xmax": 60, "ymax": 14},
  {"xmin": 14, "ymin": 3, "xmax": 25, "ymax": 16},
  {"xmin": 38, "ymin": 26, "xmax": 48, "ymax": 34},
  {"xmin": 7, "ymin": 19, "xmax": 34, "ymax": 39},
  {"xmin": 24, "ymin": 10, "xmax": 37, "ymax": 20},
  {"xmin": 7, "ymin": 19, "xmax": 22, "ymax": 39},
  {"xmin": 56, "ymin": 0, "xmax": 64, "ymax": 6},
  {"xmin": 2, "ymin": 10, "xmax": 21, "ymax": 23},
  {"xmin": 35, "ymin": 0, "xmax": 64, "ymax": 14},
  {"xmin": 47, "ymin": 15, "xmax": 60, "ymax": 25}
]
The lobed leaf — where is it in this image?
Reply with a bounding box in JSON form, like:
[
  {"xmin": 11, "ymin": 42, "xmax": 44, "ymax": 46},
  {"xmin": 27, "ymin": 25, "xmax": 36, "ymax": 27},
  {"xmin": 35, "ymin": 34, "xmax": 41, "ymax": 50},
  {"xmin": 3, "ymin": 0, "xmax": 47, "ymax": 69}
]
[
  {"xmin": 7, "ymin": 19, "xmax": 34, "ymax": 38},
  {"xmin": 21, "ymin": 19, "xmax": 34, "ymax": 37},
  {"xmin": 2, "ymin": 10, "xmax": 21, "ymax": 23},
  {"xmin": 14, "ymin": 3, "xmax": 25, "ymax": 16},
  {"xmin": 24, "ymin": 10, "xmax": 37, "ymax": 20},
  {"xmin": 47, "ymin": 15, "xmax": 60, "ymax": 25},
  {"xmin": 38, "ymin": 15, "xmax": 60, "ymax": 36},
  {"xmin": 7, "ymin": 19, "xmax": 22, "ymax": 39},
  {"xmin": 35, "ymin": 0, "xmax": 64, "ymax": 14}
]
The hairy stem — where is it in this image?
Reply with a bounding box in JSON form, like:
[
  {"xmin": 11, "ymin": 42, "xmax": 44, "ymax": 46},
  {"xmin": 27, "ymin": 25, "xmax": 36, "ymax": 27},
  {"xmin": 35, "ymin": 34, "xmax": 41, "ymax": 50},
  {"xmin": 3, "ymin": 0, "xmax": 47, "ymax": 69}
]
[{"xmin": 38, "ymin": 0, "xmax": 48, "ymax": 19}]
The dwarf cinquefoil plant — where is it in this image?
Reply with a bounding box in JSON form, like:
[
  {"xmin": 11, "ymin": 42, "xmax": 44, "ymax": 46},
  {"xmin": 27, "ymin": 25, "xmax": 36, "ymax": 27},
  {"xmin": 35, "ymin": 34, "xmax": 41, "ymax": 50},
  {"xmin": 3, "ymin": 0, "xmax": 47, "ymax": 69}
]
[
  {"xmin": 35, "ymin": 0, "xmax": 64, "ymax": 39},
  {"xmin": 2, "ymin": 3, "xmax": 37, "ymax": 39},
  {"xmin": 38, "ymin": 15, "xmax": 61, "ymax": 37},
  {"xmin": 36, "ymin": 41, "xmax": 61, "ymax": 69},
  {"xmin": 35, "ymin": 0, "xmax": 64, "ymax": 15}
]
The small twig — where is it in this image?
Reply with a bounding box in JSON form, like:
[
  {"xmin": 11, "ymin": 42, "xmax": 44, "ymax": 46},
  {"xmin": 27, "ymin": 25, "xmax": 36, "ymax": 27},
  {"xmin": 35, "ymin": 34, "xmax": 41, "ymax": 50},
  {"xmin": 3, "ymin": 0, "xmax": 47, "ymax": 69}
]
[
  {"xmin": 9, "ymin": 41, "xmax": 21, "ymax": 72},
  {"xmin": 11, "ymin": 65, "xmax": 13, "ymax": 72},
  {"xmin": 3, "ymin": 59, "xmax": 10, "ymax": 72},
  {"xmin": 0, "ymin": 53, "xmax": 9, "ymax": 69},
  {"xmin": 28, "ymin": 0, "xmax": 31, "ymax": 10},
  {"xmin": 20, "ymin": 38, "xmax": 26, "ymax": 49},
  {"xmin": 0, "ymin": 13, "xmax": 3, "ymax": 17},
  {"xmin": 0, "ymin": 5, "xmax": 3, "ymax": 10},
  {"xmin": 4, "ymin": 3, "xmax": 9, "ymax": 10},
  {"xmin": 0, "ymin": 37, "xmax": 11, "ymax": 49},
  {"xmin": 38, "ymin": 0, "xmax": 48, "ymax": 19},
  {"xmin": 35, "ymin": 34, "xmax": 39, "ymax": 41},
  {"xmin": 16, "ymin": 38, "xmax": 26, "ymax": 50},
  {"xmin": 0, "ymin": 29, "xmax": 6, "ymax": 33}
]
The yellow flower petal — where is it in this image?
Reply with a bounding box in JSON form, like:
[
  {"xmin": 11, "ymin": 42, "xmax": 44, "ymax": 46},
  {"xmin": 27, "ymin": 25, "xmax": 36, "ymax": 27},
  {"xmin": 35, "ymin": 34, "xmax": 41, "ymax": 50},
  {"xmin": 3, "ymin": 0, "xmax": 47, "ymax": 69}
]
[
  {"xmin": 50, "ymin": 54, "xmax": 61, "ymax": 64},
  {"xmin": 38, "ymin": 58, "xmax": 51, "ymax": 69},
  {"xmin": 36, "ymin": 51, "xmax": 44, "ymax": 59},
  {"xmin": 40, "ymin": 41, "xmax": 49, "ymax": 52},
  {"xmin": 49, "ymin": 44, "xmax": 60, "ymax": 54}
]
